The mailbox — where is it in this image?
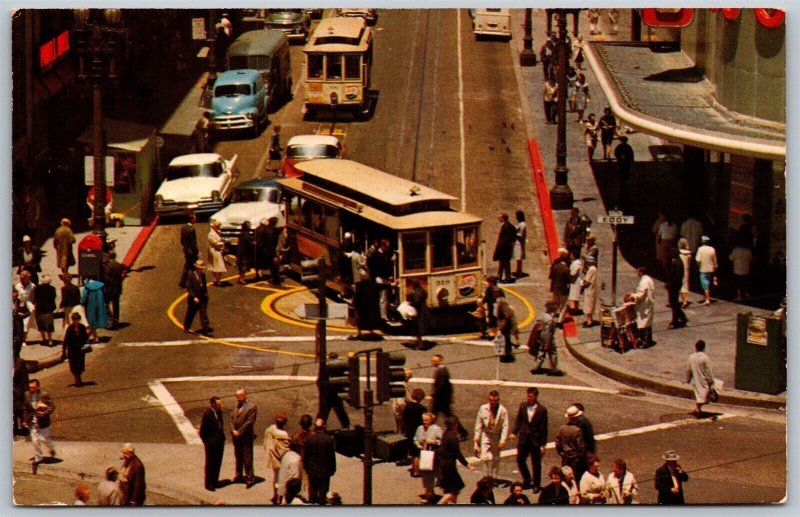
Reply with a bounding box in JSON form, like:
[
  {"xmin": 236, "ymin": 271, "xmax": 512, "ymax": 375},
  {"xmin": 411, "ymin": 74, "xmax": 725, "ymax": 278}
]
[
  {"xmin": 735, "ymin": 312, "xmax": 786, "ymax": 394},
  {"xmin": 78, "ymin": 234, "xmax": 104, "ymax": 279}
]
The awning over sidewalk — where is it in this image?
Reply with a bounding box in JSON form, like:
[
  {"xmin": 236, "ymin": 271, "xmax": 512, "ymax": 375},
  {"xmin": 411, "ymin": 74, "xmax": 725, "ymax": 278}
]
[{"xmin": 586, "ymin": 41, "xmax": 785, "ymax": 161}]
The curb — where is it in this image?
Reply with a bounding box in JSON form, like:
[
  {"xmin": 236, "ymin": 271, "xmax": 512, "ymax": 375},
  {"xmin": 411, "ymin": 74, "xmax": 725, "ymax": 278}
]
[
  {"xmin": 528, "ymin": 138, "xmax": 560, "ymax": 262},
  {"xmin": 122, "ymin": 216, "xmax": 159, "ymax": 269},
  {"xmin": 12, "ymin": 462, "xmax": 210, "ymax": 505},
  {"xmin": 565, "ymin": 337, "xmax": 786, "ymax": 410}
]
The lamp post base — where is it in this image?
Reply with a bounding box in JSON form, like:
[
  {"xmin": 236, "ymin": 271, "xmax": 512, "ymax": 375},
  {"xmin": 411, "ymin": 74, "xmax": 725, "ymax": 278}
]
[
  {"xmin": 519, "ymin": 48, "xmax": 537, "ymax": 67},
  {"xmin": 550, "ymin": 184, "xmax": 574, "ymax": 210}
]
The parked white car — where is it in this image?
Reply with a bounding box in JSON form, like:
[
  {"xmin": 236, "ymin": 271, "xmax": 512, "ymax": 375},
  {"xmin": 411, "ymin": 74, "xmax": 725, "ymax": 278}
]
[
  {"xmin": 210, "ymin": 178, "xmax": 285, "ymax": 247},
  {"xmin": 154, "ymin": 153, "xmax": 238, "ymax": 217}
]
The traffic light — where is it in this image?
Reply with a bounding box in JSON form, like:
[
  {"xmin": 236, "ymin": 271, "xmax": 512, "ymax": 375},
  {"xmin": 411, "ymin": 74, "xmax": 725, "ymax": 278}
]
[
  {"xmin": 376, "ymin": 351, "xmax": 406, "ymax": 402},
  {"xmin": 326, "ymin": 354, "xmax": 360, "ymax": 408}
]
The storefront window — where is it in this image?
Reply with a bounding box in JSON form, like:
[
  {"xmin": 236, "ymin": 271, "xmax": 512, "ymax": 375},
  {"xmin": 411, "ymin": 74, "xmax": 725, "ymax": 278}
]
[
  {"xmin": 457, "ymin": 227, "xmax": 478, "ymax": 267},
  {"xmin": 431, "ymin": 229, "xmax": 453, "ymax": 269},
  {"xmin": 402, "ymin": 232, "xmax": 427, "ymax": 272}
]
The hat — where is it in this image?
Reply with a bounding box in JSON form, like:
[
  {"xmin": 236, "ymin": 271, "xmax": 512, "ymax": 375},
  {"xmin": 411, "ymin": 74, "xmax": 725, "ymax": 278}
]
[
  {"xmin": 194, "ymin": 260, "xmax": 206, "ymax": 269},
  {"xmin": 121, "ymin": 443, "xmax": 135, "ymax": 454},
  {"xmin": 61, "ymin": 218, "xmax": 71, "ymax": 226},
  {"xmin": 22, "ymin": 235, "xmax": 31, "ymax": 243},
  {"xmin": 565, "ymin": 405, "xmax": 583, "ymax": 418},
  {"xmin": 585, "ymin": 230, "xmax": 595, "ymax": 241},
  {"xmin": 40, "ymin": 274, "xmax": 51, "ymax": 285},
  {"xmin": 701, "ymin": 235, "xmax": 711, "ymax": 243},
  {"xmin": 662, "ymin": 450, "xmax": 680, "ymax": 461},
  {"xmin": 344, "ymin": 232, "xmax": 352, "ymax": 239},
  {"xmin": 557, "ymin": 247, "xmax": 568, "ymax": 256},
  {"xmin": 584, "ymin": 255, "xmax": 596, "ymax": 264}
]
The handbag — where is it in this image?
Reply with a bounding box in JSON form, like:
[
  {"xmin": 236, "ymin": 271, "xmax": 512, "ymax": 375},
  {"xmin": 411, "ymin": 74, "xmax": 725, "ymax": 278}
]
[
  {"xmin": 419, "ymin": 449, "xmax": 435, "ymax": 471},
  {"xmin": 708, "ymin": 385, "xmax": 719, "ymax": 403}
]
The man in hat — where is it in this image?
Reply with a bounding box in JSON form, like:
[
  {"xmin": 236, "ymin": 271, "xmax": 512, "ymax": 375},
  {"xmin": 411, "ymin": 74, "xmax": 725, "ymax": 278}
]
[
  {"xmin": 531, "ymin": 300, "xmax": 564, "ymax": 376},
  {"xmin": 695, "ymin": 235, "xmax": 717, "ymax": 306},
  {"xmin": 555, "ymin": 405, "xmax": 587, "ymax": 482},
  {"xmin": 654, "ymin": 450, "xmax": 688, "ymax": 504},
  {"xmin": 184, "ymin": 260, "xmax": 213, "ymax": 335},
  {"xmin": 549, "ymin": 249, "xmax": 571, "ymax": 312},
  {"xmin": 614, "ymin": 135, "xmax": 634, "ymax": 209},
  {"xmin": 120, "ymin": 443, "xmax": 147, "ymax": 505},
  {"xmin": 581, "ymin": 255, "xmax": 598, "ymax": 327},
  {"xmin": 179, "ymin": 211, "xmax": 199, "ymax": 289}
]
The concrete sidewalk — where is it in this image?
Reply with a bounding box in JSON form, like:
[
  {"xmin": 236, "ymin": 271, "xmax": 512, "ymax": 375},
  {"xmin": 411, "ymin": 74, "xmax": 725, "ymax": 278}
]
[{"xmin": 509, "ymin": 9, "xmax": 785, "ymax": 409}]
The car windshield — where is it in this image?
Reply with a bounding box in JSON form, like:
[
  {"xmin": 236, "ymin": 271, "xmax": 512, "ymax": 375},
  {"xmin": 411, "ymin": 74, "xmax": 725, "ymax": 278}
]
[
  {"xmin": 231, "ymin": 187, "xmax": 278, "ymax": 203},
  {"xmin": 287, "ymin": 144, "xmax": 341, "ymax": 159},
  {"xmin": 167, "ymin": 161, "xmax": 223, "ymax": 180},
  {"xmin": 214, "ymin": 84, "xmax": 251, "ymax": 97}
]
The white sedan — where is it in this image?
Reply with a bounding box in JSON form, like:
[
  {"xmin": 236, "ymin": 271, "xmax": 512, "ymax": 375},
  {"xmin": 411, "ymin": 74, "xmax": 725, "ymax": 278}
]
[
  {"xmin": 210, "ymin": 178, "xmax": 285, "ymax": 247},
  {"xmin": 154, "ymin": 153, "xmax": 238, "ymax": 218}
]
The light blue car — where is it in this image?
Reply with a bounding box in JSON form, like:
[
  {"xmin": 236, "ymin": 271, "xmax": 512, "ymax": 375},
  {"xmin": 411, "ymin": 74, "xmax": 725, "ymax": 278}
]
[{"xmin": 210, "ymin": 69, "xmax": 268, "ymax": 137}]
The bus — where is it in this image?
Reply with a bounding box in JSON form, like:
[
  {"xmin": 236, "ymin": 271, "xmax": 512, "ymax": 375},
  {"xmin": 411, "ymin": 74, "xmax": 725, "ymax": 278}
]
[
  {"xmin": 302, "ymin": 16, "xmax": 374, "ymax": 117},
  {"xmin": 276, "ymin": 159, "xmax": 483, "ymax": 321}
]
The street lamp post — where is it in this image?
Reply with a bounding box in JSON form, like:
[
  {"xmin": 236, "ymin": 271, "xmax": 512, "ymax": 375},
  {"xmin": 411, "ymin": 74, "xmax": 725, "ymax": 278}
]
[
  {"xmin": 546, "ymin": 8, "xmax": 582, "ymax": 210},
  {"xmin": 73, "ymin": 9, "xmax": 125, "ymax": 244},
  {"xmin": 519, "ymin": 8, "xmax": 537, "ymax": 66}
]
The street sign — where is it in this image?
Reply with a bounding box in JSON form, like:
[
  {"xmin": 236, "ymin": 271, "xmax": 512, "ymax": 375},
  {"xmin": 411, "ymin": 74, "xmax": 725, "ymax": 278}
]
[{"xmin": 597, "ymin": 214, "xmax": 635, "ymax": 225}]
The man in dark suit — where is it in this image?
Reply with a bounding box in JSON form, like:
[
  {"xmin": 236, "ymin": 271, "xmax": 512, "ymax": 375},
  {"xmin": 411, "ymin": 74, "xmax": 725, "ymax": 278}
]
[
  {"xmin": 654, "ymin": 450, "xmax": 689, "ymax": 504},
  {"xmin": 430, "ymin": 354, "xmax": 453, "ymax": 417},
  {"xmin": 493, "ymin": 213, "xmax": 517, "ymax": 283},
  {"xmin": 509, "ymin": 387, "xmax": 548, "ymax": 492},
  {"xmin": 183, "ymin": 260, "xmax": 212, "ymax": 335},
  {"xmin": 199, "ymin": 395, "xmax": 225, "ymax": 491},
  {"xmin": 231, "ymin": 388, "xmax": 257, "ymax": 488},
  {"xmin": 103, "ymin": 251, "xmax": 126, "ymax": 328},
  {"xmin": 179, "ymin": 211, "xmax": 199, "ymax": 288},
  {"xmin": 120, "ymin": 443, "xmax": 147, "ymax": 505},
  {"xmin": 302, "ymin": 418, "xmax": 336, "ymax": 505}
]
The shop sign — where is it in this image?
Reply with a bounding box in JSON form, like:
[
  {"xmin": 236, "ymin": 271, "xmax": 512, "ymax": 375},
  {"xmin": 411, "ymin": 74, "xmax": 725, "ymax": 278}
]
[{"xmin": 746, "ymin": 315, "xmax": 768, "ymax": 346}]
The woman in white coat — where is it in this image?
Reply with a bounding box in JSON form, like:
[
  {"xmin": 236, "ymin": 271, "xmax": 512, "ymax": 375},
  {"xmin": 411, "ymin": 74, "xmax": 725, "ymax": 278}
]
[
  {"xmin": 567, "ymin": 251, "xmax": 583, "ymax": 312},
  {"xmin": 678, "ymin": 238, "xmax": 692, "ymax": 308},
  {"xmin": 605, "ymin": 458, "xmax": 639, "ymax": 504},
  {"xmin": 631, "ymin": 266, "xmax": 655, "ymax": 348},
  {"xmin": 687, "ymin": 339, "xmax": 716, "ymax": 418},
  {"xmin": 206, "ymin": 220, "xmax": 227, "ymax": 286},
  {"xmin": 581, "ymin": 255, "xmax": 598, "ymax": 327}
]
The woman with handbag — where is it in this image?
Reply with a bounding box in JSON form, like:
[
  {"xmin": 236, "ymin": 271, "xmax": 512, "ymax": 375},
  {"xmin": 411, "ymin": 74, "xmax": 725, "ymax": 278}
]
[
  {"xmin": 686, "ymin": 340, "xmax": 716, "ymax": 418},
  {"xmin": 63, "ymin": 312, "xmax": 89, "ymax": 387},
  {"xmin": 437, "ymin": 416, "xmax": 475, "ymax": 504},
  {"xmin": 414, "ymin": 413, "xmax": 442, "ymax": 504}
]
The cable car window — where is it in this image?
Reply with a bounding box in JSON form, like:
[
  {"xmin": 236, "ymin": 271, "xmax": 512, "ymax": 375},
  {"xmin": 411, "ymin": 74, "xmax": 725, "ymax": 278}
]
[
  {"xmin": 344, "ymin": 54, "xmax": 361, "ymax": 80},
  {"xmin": 324, "ymin": 206, "xmax": 339, "ymax": 240},
  {"xmin": 402, "ymin": 233, "xmax": 427, "ymax": 272},
  {"xmin": 431, "ymin": 229, "xmax": 454, "ymax": 269},
  {"xmin": 307, "ymin": 54, "xmax": 323, "ymax": 79},
  {"xmin": 456, "ymin": 227, "xmax": 478, "ymax": 267},
  {"xmin": 326, "ymin": 55, "xmax": 342, "ymax": 80}
]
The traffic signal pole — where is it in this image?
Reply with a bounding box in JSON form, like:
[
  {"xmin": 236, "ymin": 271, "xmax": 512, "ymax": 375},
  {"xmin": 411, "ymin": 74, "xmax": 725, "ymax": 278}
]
[{"xmin": 315, "ymin": 258, "xmax": 329, "ymax": 422}]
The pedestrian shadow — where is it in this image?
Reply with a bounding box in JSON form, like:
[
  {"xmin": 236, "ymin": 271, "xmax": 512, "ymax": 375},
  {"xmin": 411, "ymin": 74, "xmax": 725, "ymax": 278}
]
[
  {"xmin": 108, "ymin": 322, "xmax": 131, "ymax": 331},
  {"xmin": 401, "ymin": 340, "xmax": 437, "ymax": 351},
  {"xmin": 37, "ymin": 457, "xmax": 64, "ymax": 465},
  {"xmin": 128, "ymin": 265, "xmax": 156, "ymax": 274}
]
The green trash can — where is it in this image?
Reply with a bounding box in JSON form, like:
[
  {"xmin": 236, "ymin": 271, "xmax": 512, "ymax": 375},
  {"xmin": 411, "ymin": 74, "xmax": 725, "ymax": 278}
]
[{"xmin": 735, "ymin": 312, "xmax": 786, "ymax": 394}]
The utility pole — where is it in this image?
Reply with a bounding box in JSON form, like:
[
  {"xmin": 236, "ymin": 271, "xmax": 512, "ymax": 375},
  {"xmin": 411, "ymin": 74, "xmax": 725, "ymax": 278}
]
[{"xmin": 519, "ymin": 8, "xmax": 537, "ymax": 66}]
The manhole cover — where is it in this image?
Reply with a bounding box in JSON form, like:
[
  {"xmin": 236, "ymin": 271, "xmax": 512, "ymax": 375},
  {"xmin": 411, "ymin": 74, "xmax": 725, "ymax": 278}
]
[{"xmin": 618, "ymin": 389, "xmax": 646, "ymax": 397}]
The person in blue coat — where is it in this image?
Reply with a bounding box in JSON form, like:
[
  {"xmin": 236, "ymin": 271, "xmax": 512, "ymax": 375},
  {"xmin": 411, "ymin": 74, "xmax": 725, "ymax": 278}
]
[{"xmin": 81, "ymin": 276, "xmax": 107, "ymax": 342}]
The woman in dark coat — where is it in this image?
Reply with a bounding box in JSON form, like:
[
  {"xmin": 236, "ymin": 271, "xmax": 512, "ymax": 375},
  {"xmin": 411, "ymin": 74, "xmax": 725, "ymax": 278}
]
[
  {"xmin": 409, "ymin": 279, "xmax": 434, "ymax": 349},
  {"xmin": 437, "ymin": 416, "xmax": 473, "ymax": 504},
  {"xmin": 236, "ymin": 221, "xmax": 254, "ymax": 284},
  {"xmin": 538, "ymin": 466, "xmax": 570, "ymax": 505},
  {"xmin": 63, "ymin": 312, "xmax": 89, "ymax": 387}
]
